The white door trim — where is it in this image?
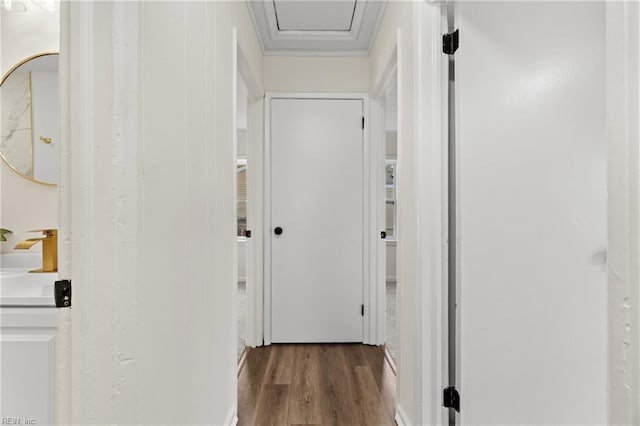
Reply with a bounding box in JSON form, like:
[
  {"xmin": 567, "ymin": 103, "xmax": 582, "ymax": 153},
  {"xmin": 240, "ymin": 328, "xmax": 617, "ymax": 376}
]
[
  {"xmin": 234, "ymin": 29, "xmax": 265, "ymax": 348},
  {"xmin": 416, "ymin": 3, "xmax": 449, "ymax": 423},
  {"xmin": 370, "ymin": 49, "xmax": 397, "ymax": 346},
  {"xmin": 56, "ymin": 2, "xmax": 74, "ymax": 423},
  {"xmin": 415, "ymin": 3, "xmax": 449, "ymax": 423},
  {"xmin": 263, "ymin": 93, "xmax": 373, "ymax": 345},
  {"xmin": 605, "ymin": 2, "xmax": 640, "ymax": 423}
]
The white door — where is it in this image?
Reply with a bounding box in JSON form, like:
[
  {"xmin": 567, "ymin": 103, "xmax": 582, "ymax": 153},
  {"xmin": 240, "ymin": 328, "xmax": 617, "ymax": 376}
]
[
  {"xmin": 457, "ymin": 2, "xmax": 606, "ymax": 424},
  {"xmin": 270, "ymin": 98, "xmax": 364, "ymax": 343}
]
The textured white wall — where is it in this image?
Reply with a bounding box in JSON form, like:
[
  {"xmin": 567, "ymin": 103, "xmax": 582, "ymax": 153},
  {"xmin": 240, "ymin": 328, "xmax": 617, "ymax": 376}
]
[
  {"xmin": 263, "ymin": 56, "xmax": 369, "ymax": 92},
  {"xmin": 607, "ymin": 2, "xmax": 640, "ymax": 424},
  {"xmin": 60, "ymin": 1, "xmax": 262, "ymax": 423},
  {"xmin": 0, "ymin": 8, "xmax": 59, "ymax": 253}
]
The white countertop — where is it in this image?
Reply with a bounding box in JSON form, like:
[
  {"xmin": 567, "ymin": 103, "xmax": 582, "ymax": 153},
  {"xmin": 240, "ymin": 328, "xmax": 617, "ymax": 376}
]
[{"xmin": 1, "ymin": 254, "xmax": 57, "ymax": 307}]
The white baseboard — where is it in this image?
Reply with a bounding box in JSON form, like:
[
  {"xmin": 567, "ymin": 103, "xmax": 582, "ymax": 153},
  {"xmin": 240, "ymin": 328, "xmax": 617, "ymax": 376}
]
[
  {"xmin": 383, "ymin": 346, "xmax": 397, "ymax": 376},
  {"xmin": 224, "ymin": 404, "xmax": 237, "ymax": 426},
  {"xmin": 395, "ymin": 404, "xmax": 411, "ymax": 426},
  {"xmin": 237, "ymin": 347, "xmax": 249, "ymax": 375}
]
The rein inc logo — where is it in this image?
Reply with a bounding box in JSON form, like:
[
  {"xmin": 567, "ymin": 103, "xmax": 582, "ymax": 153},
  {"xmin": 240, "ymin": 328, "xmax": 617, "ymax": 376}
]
[{"xmin": 1, "ymin": 418, "xmax": 36, "ymax": 425}]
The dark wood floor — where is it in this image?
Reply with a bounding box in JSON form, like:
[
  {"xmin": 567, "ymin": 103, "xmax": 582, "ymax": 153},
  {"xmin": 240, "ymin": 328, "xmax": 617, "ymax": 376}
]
[{"xmin": 238, "ymin": 344, "xmax": 396, "ymax": 426}]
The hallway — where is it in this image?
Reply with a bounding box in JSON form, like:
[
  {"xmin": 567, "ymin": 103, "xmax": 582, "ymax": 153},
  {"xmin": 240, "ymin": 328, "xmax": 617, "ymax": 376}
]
[
  {"xmin": 238, "ymin": 344, "xmax": 395, "ymax": 425},
  {"xmin": 3, "ymin": 0, "xmax": 634, "ymax": 424}
]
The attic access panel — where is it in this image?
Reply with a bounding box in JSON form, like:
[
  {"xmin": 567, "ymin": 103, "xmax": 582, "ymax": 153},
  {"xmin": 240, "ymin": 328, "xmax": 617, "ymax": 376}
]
[{"xmin": 273, "ymin": 0, "xmax": 357, "ymax": 31}]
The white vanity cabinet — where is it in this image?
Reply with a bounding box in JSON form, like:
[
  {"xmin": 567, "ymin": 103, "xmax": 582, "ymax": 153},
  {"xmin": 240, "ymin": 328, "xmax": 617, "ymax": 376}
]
[{"xmin": 1, "ymin": 307, "xmax": 58, "ymax": 425}]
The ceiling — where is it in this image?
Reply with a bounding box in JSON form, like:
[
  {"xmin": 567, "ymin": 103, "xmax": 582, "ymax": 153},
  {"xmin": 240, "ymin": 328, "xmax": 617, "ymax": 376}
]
[{"xmin": 247, "ymin": 0, "xmax": 387, "ymax": 56}]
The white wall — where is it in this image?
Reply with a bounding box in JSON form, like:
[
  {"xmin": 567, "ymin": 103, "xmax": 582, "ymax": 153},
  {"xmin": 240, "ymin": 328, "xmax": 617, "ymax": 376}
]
[
  {"xmin": 263, "ymin": 56, "xmax": 369, "ymax": 92},
  {"xmin": 607, "ymin": 2, "xmax": 640, "ymax": 424},
  {"xmin": 59, "ymin": 1, "xmax": 262, "ymax": 424},
  {"xmin": 0, "ymin": 8, "xmax": 59, "ymax": 253}
]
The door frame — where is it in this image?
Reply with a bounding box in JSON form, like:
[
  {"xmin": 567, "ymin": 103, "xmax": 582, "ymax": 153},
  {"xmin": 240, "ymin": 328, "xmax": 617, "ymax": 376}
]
[
  {"xmin": 398, "ymin": 2, "xmax": 449, "ymax": 423},
  {"xmin": 263, "ymin": 93, "xmax": 379, "ymax": 345},
  {"xmin": 233, "ymin": 29, "xmax": 265, "ymax": 349},
  {"xmin": 370, "ymin": 50, "xmax": 397, "ymax": 348}
]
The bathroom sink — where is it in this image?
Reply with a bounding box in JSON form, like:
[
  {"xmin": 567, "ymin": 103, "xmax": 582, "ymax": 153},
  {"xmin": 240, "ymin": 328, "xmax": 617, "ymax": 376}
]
[
  {"xmin": 1, "ymin": 252, "xmax": 42, "ymax": 269},
  {"xmin": 0, "ymin": 268, "xmax": 56, "ymax": 306}
]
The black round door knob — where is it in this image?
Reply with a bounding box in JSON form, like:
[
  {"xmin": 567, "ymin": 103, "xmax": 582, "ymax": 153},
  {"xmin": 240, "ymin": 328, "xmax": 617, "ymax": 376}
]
[{"xmin": 274, "ymin": 226, "xmax": 283, "ymax": 235}]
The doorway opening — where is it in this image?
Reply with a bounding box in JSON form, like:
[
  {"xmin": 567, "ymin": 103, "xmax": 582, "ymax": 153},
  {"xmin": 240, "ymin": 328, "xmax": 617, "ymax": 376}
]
[
  {"xmin": 382, "ymin": 76, "xmax": 398, "ymax": 365},
  {"xmin": 236, "ymin": 72, "xmax": 249, "ymax": 361},
  {"xmin": 263, "ymin": 94, "xmax": 372, "ymax": 344}
]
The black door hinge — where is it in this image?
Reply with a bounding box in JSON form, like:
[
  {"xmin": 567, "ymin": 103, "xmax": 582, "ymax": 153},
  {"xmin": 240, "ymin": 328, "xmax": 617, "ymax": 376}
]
[
  {"xmin": 443, "ymin": 29, "xmax": 459, "ymax": 55},
  {"xmin": 361, "ymin": 304, "xmax": 365, "ymax": 316},
  {"xmin": 55, "ymin": 279, "xmax": 72, "ymax": 308},
  {"xmin": 443, "ymin": 386, "xmax": 460, "ymax": 412},
  {"xmin": 245, "ymin": 229, "xmax": 252, "ymax": 238},
  {"xmin": 381, "ymin": 231, "xmax": 387, "ymax": 239},
  {"xmin": 362, "ymin": 116, "xmax": 365, "ymax": 129}
]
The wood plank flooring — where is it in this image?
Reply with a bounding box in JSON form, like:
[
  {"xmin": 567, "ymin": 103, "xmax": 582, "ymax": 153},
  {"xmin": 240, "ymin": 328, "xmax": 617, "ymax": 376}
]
[{"xmin": 238, "ymin": 344, "xmax": 396, "ymax": 426}]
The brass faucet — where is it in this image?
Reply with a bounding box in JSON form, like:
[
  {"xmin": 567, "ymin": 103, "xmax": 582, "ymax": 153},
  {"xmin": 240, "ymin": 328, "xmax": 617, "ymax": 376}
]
[{"xmin": 14, "ymin": 229, "xmax": 58, "ymax": 273}]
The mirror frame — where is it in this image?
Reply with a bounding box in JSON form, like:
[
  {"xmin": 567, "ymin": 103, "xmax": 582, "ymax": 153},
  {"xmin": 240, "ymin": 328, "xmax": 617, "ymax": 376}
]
[{"xmin": 0, "ymin": 51, "xmax": 59, "ymax": 186}]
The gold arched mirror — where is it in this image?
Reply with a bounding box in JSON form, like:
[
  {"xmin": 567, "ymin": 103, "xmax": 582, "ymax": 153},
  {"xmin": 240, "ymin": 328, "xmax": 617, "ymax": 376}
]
[{"xmin": 1, "ymin": 52, "xmax": 59, "ymax": 186}]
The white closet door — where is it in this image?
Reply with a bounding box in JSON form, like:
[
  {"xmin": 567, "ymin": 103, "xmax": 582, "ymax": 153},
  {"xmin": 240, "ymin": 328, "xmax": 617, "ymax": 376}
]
[
  {"xmin": 270, "ymin": 98, "xmax": 364, "ymax": 343},
  {"xmin": 457, "ymin": 2, "xmax": 607, "ymax": 424}
]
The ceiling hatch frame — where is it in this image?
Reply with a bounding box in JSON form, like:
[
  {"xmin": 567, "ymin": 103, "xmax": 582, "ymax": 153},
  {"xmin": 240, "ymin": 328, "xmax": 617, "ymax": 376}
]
[
  {"xmin": 247, "ymin": 0, "xmax": 387, "ymax": 56},
  {"xmin": 273, "ymin": 0, "xmax": 358, "ymax": 32}
]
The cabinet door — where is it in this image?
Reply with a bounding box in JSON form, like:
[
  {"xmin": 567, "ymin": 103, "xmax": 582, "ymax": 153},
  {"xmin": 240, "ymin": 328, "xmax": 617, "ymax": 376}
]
[{"xmin": 1, "ymin": 309, "xmax": 57, "ymax": 425}]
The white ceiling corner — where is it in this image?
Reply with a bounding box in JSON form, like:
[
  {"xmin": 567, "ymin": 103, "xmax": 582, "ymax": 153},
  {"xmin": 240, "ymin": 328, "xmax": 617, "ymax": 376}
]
[{"xmin": 246, "ymin": 0, "xmax": 387, "ymax": 56}]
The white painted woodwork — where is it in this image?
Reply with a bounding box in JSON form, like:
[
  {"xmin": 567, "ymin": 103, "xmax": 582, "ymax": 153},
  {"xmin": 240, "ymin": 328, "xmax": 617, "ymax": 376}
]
[
  {"xmin": 369, "ymin": 2, "xmax": 447, "ymax": 423},
  {"xmin": 1, "ymin": 308, "xmax": 58, "ymax": 425},
  {"xmin": 56, "ymin": 4, "xmax": 72, "ymax": 423},
  {"xmin": 236, "ymin": 39, "xmax": 266, "ymax": 348},
  {"xmin": 606, "ymin": 2, "xmax": 640, "ymax": 424},
  {"xmin": 237, "ymin": 74, "xmax": 248, "ymax": 131},
  {"xmin": 59, "ymin": 1, "xmax": 264, "ymax": 424},
  {"xmin": 367, "ymin": 98, "xmax": 386, "ymax": 346},
  {"xmin": 370, "ymin": 54, "xmax": 397, "ymax": 346},
  {"xmin": 457, "ymin": 2, "xmax": 606, "ymax": 423},
  {"xmin": 247, "ymin": 0, "xmax": 385, "ymax": 55},
  {"xmin": 384, "ymin": 86, "xmax": 397, "ymax": 132},
  {"xmin": 270, "ymin": 97, "xmax": 364, "ymax": 343},
  {"xmin": 274, "ymin": 1, "xmax": 356, "ymax": 31}
]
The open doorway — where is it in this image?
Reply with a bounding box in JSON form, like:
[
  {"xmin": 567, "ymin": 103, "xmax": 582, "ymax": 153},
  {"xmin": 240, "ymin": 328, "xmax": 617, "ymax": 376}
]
[
  {"xmin": 236, "ymin": 72, "xmax": 249, "ymax": 361},
  {"xmin": 234, "ymin": 35, "xmax": 265, "ymax": 366},
  {"xmin": 383, "ymin": 78, "xmax": 398, "ymax": 364}
]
